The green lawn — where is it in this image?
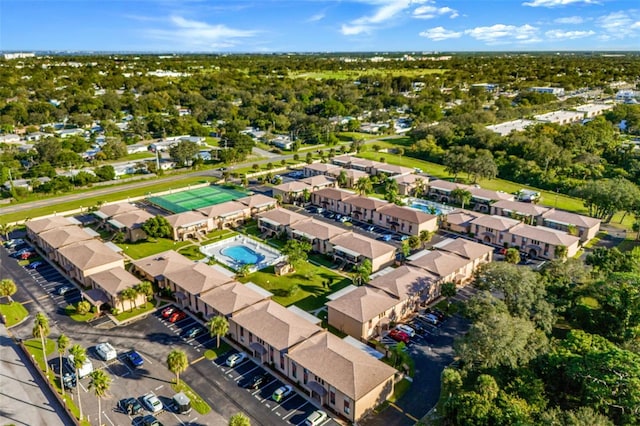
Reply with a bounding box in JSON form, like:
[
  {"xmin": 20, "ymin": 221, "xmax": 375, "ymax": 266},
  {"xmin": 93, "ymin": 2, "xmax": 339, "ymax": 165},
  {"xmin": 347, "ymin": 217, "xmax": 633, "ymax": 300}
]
[
  {"xmin": 356, "ymin": 152, "xmax": 588, "ymax": 214},
  {"xmin": 108, "ymin": 152, "xmax": 155, "ymax": 163},
  {"xmin": 204, "ymin": 229, "xmax": 236, "ymax": 241},
  {"xmin": 117, "ymin": 238, "xmax": 191, "ymax": 259},
  {"xmin": 24, "ymin": 338, "xmax": 56, "ymax": 371},
  {"xmin": 64, "ymin": 304, "xmax": 95, "ymax": 322},
  {"xmin": 389, "ymin": 378, "xmax": 412, "ymax": 403},
  {"xmin": 1, "ymin": 176, "xmax": 209, "ymax": 224},
  {"xmin": 172, "ymin": 381, "xmax": 212, "ymax": 415},
  {"xmin": 114, "ymin": 301, "xmax": 157, "ymax": 322},
  {"xmin": 292, "ymin": 69, "xmax": 446, "ymax": 80},
  {"xmin": 176, "ymin": 244, "xmax": 206, "ymax": 261},
  {"xmin": 238, "ymin": 262, "xmax": 352, "ymax": 311},
  {"xmin": 0, "ymin": 302, "xmax": 28, "ymax": 327},
  {"xmin": 204, "ymin": 341, "xmax": 231, "ymax": 360}
]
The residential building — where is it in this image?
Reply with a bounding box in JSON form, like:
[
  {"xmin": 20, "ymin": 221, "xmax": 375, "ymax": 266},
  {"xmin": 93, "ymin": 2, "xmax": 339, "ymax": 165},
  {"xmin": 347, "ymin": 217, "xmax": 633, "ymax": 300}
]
[
  {"xmin": 368, "ymin": 265, "xmax": 437, "ymax": 312},
  {"xmin": 345, "ymin": 196, "xmax": 389, "ymax": 222},
  {"xmin": 391, "ymin": 174, "xmax": 428, "ymax": 196},
  {"xmin": 272, "ymin": 181, "xmax": 312, "ymax": 204},
  {"xmin": 441, "ymin": 209, "xmax": 481, "ymax": 234},
  {"xmin": 373, "ymin": 163, "xmax": 413, "ymax": 177},
  {"xmin": 164, "ymin": 263, "xmax": 234, "ymax": 313},
  {"xmin": 57, "ymin": 240, "xmax": 124, "ymax": 287},
  {"xmin": 286, "ymin": 332, "xmax": 396, "ymax": 423},
  {"xmin": 198, "ymin": 201, "xmax": 251, "ymax": 229},
  {"xmin": 165, "ymin": 211, "xmax": 211, "ymax": 241},
  {"xmin": 299, "ymin": 175, "xmax": 336, "ymax": 191},
  {"xmin": 312, "ymin": 188, "xmax": 357, "ymax": 213},
  {"xmin": 408, "ymin": 250, "xmax": 477, "ymax": 286},
  {"xmin": 427, "ymin": 180, "xmax": 514, "ymax": 211},
  {"xmin": 37, "ymin": 226, "xmax": 98, "ymax": 264},
  {"xmin": 85, "ymin": 267, "xmax": 145, "ymax": 313},
  {"xmin": 534, "ymin": 110, "xmax": 584, "ymax": 125},
  {"xmin": 490, "ymin": 199, "xmax": 550, "ymax": 224},
  {"xmin": 326, "ymin": 168, "xmax": 369, "ymax": 189},
  {"xmin": 197, "ymin": 281, "xmax": 271, "ymax": 319},
  {"xmin": 329, "ymin": 232, "xmax": 396, "ymax": 272},
  {"xmin": 540, "ymin": 209, "xmax": 600, "ymax": 242},
  {"xmin": 228, "ymin": 300, "xmax": 323, "ymax": 376},
  {"xmin": 289, "ymin": 219, "xmax": 348, "ymax": 254},
  {"xmin": 237, "ymin": 194, "xmax": 278, "ymax": 215},
  {"xmin": 303, "ymin": 163, "xmax": 342, "ymax": 178},
  {"xmin": 94, "ymin": 202, "xmax": 140, "ymax": 222},
  {"xmin": 434, "ymin": 238, "xmax": 494, "ymax": 270},
  {"xmin": 470, "ymin": 215, "xmax": 521, "ymax": 245},
  {"xmin": 107, "ymin": 209, "xmax": 154, "ymax": 242},
  {"xmin": 256, "ymin": 208, "xmax": 308, "ymax": 238},
  {"xmin": 131, "ymin": 250, "xmax": 194, "ymax": 286},
  {"xmin": 373, "ymin": 204, "xmax": 438, "ymax": 235},
  {"xmin": 530, "ymin": 87, "xmax": 565, "ymax": 96},
  {"xmin": 486, "ymin": 119, "xmax": 535, "ymax": 136},
  {"xmin": 508, "ymin": 223, "xmax": 581, "ymax": 259},
  {"xmin": 575, "ymin": 103, "xmax": 614, "ymax": 118},
  {"xmin": 26, "ymin": 216, "xmax": 81, "ymax": 247}
]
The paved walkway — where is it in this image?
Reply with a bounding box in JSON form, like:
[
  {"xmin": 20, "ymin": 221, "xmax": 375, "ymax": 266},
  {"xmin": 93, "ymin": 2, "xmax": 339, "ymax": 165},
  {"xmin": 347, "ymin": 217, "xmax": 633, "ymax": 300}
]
[{"xmin": 0, "ymin": 324, "xmax": 73, "ymax": 426}]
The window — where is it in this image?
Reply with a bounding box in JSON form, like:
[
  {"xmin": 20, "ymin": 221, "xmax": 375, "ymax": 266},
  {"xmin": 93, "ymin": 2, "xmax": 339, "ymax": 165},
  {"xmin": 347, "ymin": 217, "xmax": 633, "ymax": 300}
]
[
  {"xmin": 292, "ymin": 363, "xmax": 297, "ymax": 379},
  {"xmin": 511, "ymin": 235, "xmax": 516, "ymax": 243},
  {"xmin": 344, "ymin": 400, "xmax": 350, "ymax": 414},
  {"xmin": 330, "ymin": 391, "xmax": 335, "ymax": 405},
  {"xmin": 240, "ymin": 327, "xmax": 244, "ymax": 337},
  {"xmin": 279, "ymin": 352, "xmax": 285, "ymax": 370},
  {"xmin": 269, "ymin": 347, "xmax": 274, "ymax": 363},
  {"xmin": 303, "ymin": 369, "xmax": 308, "ymax": 385}
]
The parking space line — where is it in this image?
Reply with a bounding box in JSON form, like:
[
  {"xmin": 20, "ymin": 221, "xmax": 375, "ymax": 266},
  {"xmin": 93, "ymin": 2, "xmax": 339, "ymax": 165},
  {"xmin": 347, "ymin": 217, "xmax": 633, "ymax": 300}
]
[
  {"xmin": 235, "ymin": 365, "xmax": 258, "ymax": 381},
  {"xmin": 252, "ymin": 379, "xmax": 276, "ymax": 396},
  {"xmin": 282, "ymin": 401, "xmax": 309, "ymax": 420},
  {"xmin": 103, "ymin": 412, "xmax": 115, "ymax": 426},
  {"xmin": 190, "ymin": 356, "xmax": 204, "ymax": 365},
  {"xmin": 272, "ymin": 395, "xmax": 295, "ymax": 411}
]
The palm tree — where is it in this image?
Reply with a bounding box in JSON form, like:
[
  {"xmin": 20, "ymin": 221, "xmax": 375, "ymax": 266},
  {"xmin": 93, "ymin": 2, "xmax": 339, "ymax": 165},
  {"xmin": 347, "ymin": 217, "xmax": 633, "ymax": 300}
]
[
  {"xmin": 69, "ymin": 344, "xmax": 87, "ymax": 420},
  {"xmin": 450, "ymin": 188, "xmax": 472, "ymax": 210},
  {"xmin": 32, "ymin": 312, "xmax": 50, "ymax": 373},
  {"xmin": 88, "ymin": 370, "xmax": 111, "ymax": 426},
  {"xmin": 57, "ymin": 334, "xmax": 70, "ymax": 396},
  {"xmin": 337, "ymin": 170, "xmax": 348, "ymax": 188},
  {"xmin": 229, "ymin": 413, "xmax": 251, "ymax": 426},
  {"xmin": 0, "ymin": 278, "xmax": 17, "ymax": 303},
  {"xmin": 419, "ymin": 230, "xmax": 433, "ymax": 249},
  {"xmin": 355, "ymin": 176, "xmax": 373, "ymax": 196},
  {"xmin": 0, "ymin": 222, "xmax": 15, "ymax": 240},
  {"xmin": 135, "ymin": 281, "xmax": 153, "ymax": 304},
  {"xmin": 120, "ymin": 288, "xmax": 136, "ymax": 312},
  {"xmin": 167, "ymin": 349, "xmax": 188, "ymax": 385},
  {"xmin": 207, "ymin": 315, "xmax": 229, "ymax": 348}
]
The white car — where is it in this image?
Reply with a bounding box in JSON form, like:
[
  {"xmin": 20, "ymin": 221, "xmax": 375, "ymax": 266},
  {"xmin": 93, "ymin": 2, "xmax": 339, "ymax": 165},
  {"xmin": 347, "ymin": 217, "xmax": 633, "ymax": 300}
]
[
  {"xmin": 395, "ymin": 324, "xmax": 416, "ymax": 337},
  {"xmin": 225, "ymin": 352, "xmax": 247, "ymax": 367},
  {"xmin": 305, "ymin": 409, "xmax": 328, "ymax": 426},
  {"xmin": 95, "ymin": 342, "xmax": 117, "ymax": 361},
  {"xmin": 142, "ymin": 392, "xmax": 163, "ymax": 413}
]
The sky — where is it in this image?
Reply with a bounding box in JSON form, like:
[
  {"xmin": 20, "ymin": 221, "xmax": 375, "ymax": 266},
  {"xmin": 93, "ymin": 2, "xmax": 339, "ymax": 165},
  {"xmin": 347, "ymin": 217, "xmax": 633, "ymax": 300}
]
[{"xmin": 1, "ymin": 0, "xmax": 639, "ymax": 52}]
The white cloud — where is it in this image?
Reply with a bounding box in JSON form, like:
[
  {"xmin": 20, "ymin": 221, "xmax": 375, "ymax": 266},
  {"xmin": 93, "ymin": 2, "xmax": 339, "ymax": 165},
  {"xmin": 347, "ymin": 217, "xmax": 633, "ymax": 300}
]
[
  {"xmin": 523, "ymin": 0, "xmax": 597, "ymax": 7},
  {"xmin": 413, "ymin": 5, "xmax": 459, "ymax": 19},
  {"xmin": 554, "ymin": 16, "xmax": 585, "ymax": 24},
  {"xmin": 419, "ymin": 26, "xmax": 462, "ymax": 40},
  {"xmin": 545, "ymin": 29, "xmax": 595, "ymax": 39},
  {"xmin": 341, "ymin": 0, "xmax": 412, "ymax": 35},
  {"xmin": 144, "ymin": 15, "xmax": 257, "ymax": 50},
  {"xmin": 307, "ymin": 12, "xmax": 326, "ymax": 22},
  {"xmin": 340, "ymin": 24, "xmax": 372, "ymax": 35},
  {"xmin": 464, "ymin": 24, "xmax": 539, "ymax": 44},
  {"xmin": 598, "ymin": 10, "xmax": 640, "ymax": 38}
]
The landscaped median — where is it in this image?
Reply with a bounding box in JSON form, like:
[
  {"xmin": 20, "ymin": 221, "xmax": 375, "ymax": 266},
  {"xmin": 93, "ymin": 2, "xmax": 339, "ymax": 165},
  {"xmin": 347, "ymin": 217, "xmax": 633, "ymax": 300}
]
[
  {"xmin": 171, "ymin": 381, "xmax": 212, "ymax": 415},
  {"xmin": 0, "ymin": 301, "xmax": 29, "ymax": 327}
]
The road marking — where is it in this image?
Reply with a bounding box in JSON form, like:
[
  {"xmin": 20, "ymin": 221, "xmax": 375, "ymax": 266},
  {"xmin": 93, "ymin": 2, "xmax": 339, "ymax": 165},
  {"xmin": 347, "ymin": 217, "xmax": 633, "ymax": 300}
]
[
  {"xmin": 389, "ymin": 402, "xmax": 419, "ymax": 422},
  {"xmin": 103, "ymin": 412, "xmax": 115, "ymax": 426},
  {"xmin": 155, "ymin": 384, "xmax": 164, "ymax": 391},
  {"xmin": 283, "ymin": 401, "xmax": 308, "ymax": 420},
  {"xmin": 190, "ymin": 356, "xmax": 204, "ymax": 365},
  {"xmin": 141, "ymin": 353, "xmax": 153, "ymax": 365},
  {"xmin": 272, "ymin": 395, "xmax": 294, "ymax": 411}
]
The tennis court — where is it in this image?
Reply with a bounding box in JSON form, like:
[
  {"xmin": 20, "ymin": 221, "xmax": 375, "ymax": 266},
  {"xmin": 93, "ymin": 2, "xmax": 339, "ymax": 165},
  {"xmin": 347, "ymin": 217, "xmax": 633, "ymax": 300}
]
[{"xmin": 148, "ymin": 185, "xmax": 249, "ymax": 213}]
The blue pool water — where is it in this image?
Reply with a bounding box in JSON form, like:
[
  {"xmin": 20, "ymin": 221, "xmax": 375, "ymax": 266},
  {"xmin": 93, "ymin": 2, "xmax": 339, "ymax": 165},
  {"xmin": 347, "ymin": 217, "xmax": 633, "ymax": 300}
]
[
  {"xmin": 221, "ymin": 245, "xmax": 265, "ymax": 265},
  {"xmin": 411, "ymin": 202, "xmax": 443, "ymax": 215}
]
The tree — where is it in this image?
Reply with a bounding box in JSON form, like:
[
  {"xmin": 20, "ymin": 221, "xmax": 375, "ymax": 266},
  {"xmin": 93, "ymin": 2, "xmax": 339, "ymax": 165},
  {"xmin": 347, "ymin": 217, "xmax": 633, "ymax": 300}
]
[
  {"xmin": 0, "ymin": 222, "xmax": 15, "ymax": 240},
  {"xmin": 354, "ymin": 176, "xmax": 373, "ymax": 196},
  {"xmin": 69, "ymin": 344, "xmax": 87, "ymax": 420},
  {"xmin": 120, "ymin": 288, "xmax": 137, "ymax": 312},
  {"xmin": 101, "ymin": 138, "xmax": 127, "ymax": 160},
  {"xmin": 135, "ymin": 281, "xmax": 153, "ymax": 302},
  {"xmin": 419, "ymin": 230, "xmax": 433, "ymax": 248},
  {"xmin": 237, "ymin": 264, "xmax": 251, "ymax": 278},
  {"xmin": 57, "ymin": 334, "xmax": 70, "ymax": 396},
  {"xmin": 575, "ymin": 177, "xmax": 640, "ymax": 222},
  {"xmin": 94, "ymin": 165, "xmax": 116, "ymax": 181},
  {"xmin": 337, "ymin": 170, "xmax": 348, "ymax": 188},
  {"xmin": 441, "ymin": 282, "xmax": 457, "ymax": 306},
  {"xmin": 229, "ymin": 413, "xmax": 251, "ymax": 426},
  {"xmin": 0, "ymin": 278, "xmax": 17, "ymax": 303},
  {"xmin": 167, "ymin": 349, "xmax": 189, "ymax": 385},
  {"xmin": 354, "ymin": 259, "xmax": 372, "ymax": 286},
  {"xmin": 169, "ymin": 140, "xmax": 200, "ymax": 166},
  {"xmin": 32, "ymin": 312, "xmax": 50, "ymax": 373},
  {"xmin": 443, "ymin": 147, "xmax": 471, "ymax": 182},
  {"xmin": 141, "ymin": 215, "xmax": 172, "ymax": 239},
  {"xmin": 408, "ymin": 235, "xmax": 421, "ymax": 250},
  {"xmin": 281, "ymin": 239, "xmax": 312, "ymax": 269},
  {"xmin": 88, "ymin": 369, "xmax": 111, "ymax": 426},
  {"xmin": 554, "ymin": 244, "xmax": 568, "ymax": 260},
  {"xmin": 76, "ymin": 300, "xmax": 91, "ymax": 315},
  {"xmin": 467, "ymin": 149, "xmax": 498, "ymax": 183},
  {"xmin": 207, "ymin": 315, "xmax": 229, "ymax": 348},
  {"xmin": 505, "ymin": 247, "xmax": 521, "ymax": 264},
  {"xmin": 450, "ymin": 188, "xmax": 472, "ymax": 209}
]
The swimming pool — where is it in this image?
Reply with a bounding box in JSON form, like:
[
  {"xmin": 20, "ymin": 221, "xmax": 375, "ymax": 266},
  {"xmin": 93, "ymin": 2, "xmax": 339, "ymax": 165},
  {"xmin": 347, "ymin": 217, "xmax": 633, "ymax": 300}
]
[
  {"xmin": 221, "ymin": 245, "xmax": 265, "ymax": 265},
  {"xmin": 409, "ymin": 198, "xmax": 456, "ymax": 215}
]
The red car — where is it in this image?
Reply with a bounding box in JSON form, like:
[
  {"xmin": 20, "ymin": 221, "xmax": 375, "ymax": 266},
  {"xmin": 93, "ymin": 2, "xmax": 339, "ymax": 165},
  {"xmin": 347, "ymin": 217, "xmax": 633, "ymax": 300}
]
[
  {"xmin": 20, "ymin": 251, "xmax": 36, "ymax": 260},
  {"xmin": 161, "ymin": 307, "xmax": 175, "ymax": 318},
  {"xmin": 389, "ymin": 329, "xmax": 410, "ymax": 344},
  {"xmin": 168, "ymin": 310, "xmax": 186, "ymax": 323}
]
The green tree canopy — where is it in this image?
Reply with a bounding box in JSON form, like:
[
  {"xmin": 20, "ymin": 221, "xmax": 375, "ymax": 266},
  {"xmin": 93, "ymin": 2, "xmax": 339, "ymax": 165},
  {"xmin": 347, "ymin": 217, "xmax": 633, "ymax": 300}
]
[{"xmin": 141, "ymin": 215, "xmax": 172, "ymax": 239}]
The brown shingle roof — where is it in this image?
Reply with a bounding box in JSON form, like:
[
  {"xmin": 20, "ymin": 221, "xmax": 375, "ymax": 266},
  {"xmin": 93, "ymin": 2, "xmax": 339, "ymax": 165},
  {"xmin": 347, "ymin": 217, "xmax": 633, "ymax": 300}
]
[
  {"xmin": 288, "ymin": 332, "xmax": 396, "ymax": 400},
  {"xmin": 237, "ymin": 194, "xmax": 277, "ymax": 209},
  {"xmin": 58, "ymin": 240, "xmax": 123, "ymax": 271},
  {"xmin": 26, "ymin": 216, "xmax": 77, "ymax": 235},
  {"xmin": 492, "ymin": 199, "xmax": 550, "ymax": 216},
  {"xmin": 198, "ymin": 201, "xmax": 249, "ymax": 218},
  {"xmin": 304, "ymin": 163, "xmax": 341, "ymax": 173},
  {"xmin": 470, "ymin": 215, "xmax": 520, "ymax": 231},
  {"xmin": 299, "ymin": 175, "xmax": 336, "ymax": 187},
  {"xmin": 392, "ymin": 174, "xmax": 427, "ymax": 185},
  {"xmin": 273, "ymin": 181, "xmax": 310, "ymax": 193},
  {"xmin": 326, "ymin": 287, "xmax": 398, "ymax": 322},
  {"xmin": 88, "ymin": 267, "xmax": 140, "ymax": 297},
  {"xmin": 290, "ymin": 218, "xmax": 348, "ymax": 241},
  {"xmin": 469, "ymin": 187, "xmax": 514, "ymax": 202},
  {"xmin": 444, "ymin": 209, "xmax": 481, "ymax": 226},
  {"xmin": 541, "ymin": 209, "xmax": 601, "ymax": 228},
  {"xmin": 164, "ymin": 262, "xmax": 233, "ymax": 295},
  {"xmin": 132, "ymin": 250, "xmax": 193, "ymax": 280},
  {"xmin": 232, "ymin": 300, "xmax": 322, "ymax": 351},
  {"xmin": 313, "ymin": 187, "xmax": 356, "ymax": 201},
  {"xmin": 330, "ymin": 232, "xmax": 396, "ymax": 259},
  {"xmin": 369, "ymin": 265, "xmax": 437, "ymax": 300},
  {"xmin": 39, "ymin": 226, "xmax": 95, "ymax": 249},
  {"xmin": 374, "ymin": 163, "xmax": 414, "ymax": 176},
  {"xmin": 346, "ymin": 195, "xmax": 389, "ymax": 211},
  {"xmin": 98, "ymin": 202, "xmax": 139, "ymax": 218},
  {"xmin": 198, "ymin": 281, "xmax": 269, "ymax": 316},
  {"xmin": 165, "ymin": 211, "xmax": 209, "ymax": 228},
  {"xmin": 509, "ymin": 223, "xmax": 581, "ymax": 246},
  {"xmin": 257, "ymin": 208, "xmax": 308, "ymax": 227},
  {"xmin": 436, "ymin": 238, "xmax": 493, "ymax": 261},
  {"xmin": 409, "ymin": 250, "xmax": 469, "ymax": 278},
  {"xmin": 379, "ymin": 204, "xmax": 437, "ymax": 224},
  {"xmin": 111, "ymin": 210, "xmax": 154, "ymax": 229}
]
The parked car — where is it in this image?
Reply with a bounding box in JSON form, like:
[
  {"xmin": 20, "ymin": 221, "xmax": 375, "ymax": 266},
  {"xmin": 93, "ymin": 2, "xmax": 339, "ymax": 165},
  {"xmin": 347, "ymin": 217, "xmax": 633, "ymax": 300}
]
[
  {"xmin": 419, "ymin": 313, "xmax": 440, "ymax": 325},
  {"xmin": 95, "ymin": 342, "xmax": 117, "ymax": 361},
  {"xmin": 161, "ymin": 306, "xmax": 175, "ymax": 318},
  {"xmin": 20, "ymin": 251, "xmax": 36, "ymax": 260},
  {"xmin": 142, "ymin": 392, "xmax": 163, "ymax": 413},
  {"xmin": 126, "ymin": 350, "xmax": 144, "ymax": 368},
  {"xmin": 141, "ymin": 414, "xmax": 163, "ymax": 426},
  {"xmin": 11, "ymin": 248, "xmax": 31, "ymax": 258},
  {"xmin": 366, "ymin": 225, "xmax": 375, "ymax": 232},
  {"xmin": 305, "ymin": 410, "xmax": 328, "ymax": 426},
  {"xmin": 4, "ymin": 239, "xmax": 24, "ymax": 248},
  {"xmin": 118, "ymin": 397, "xmax": 143, "ymax": 415},
  {"xmin": 379, "ymin": 234, "xmax": 392, "ymax": 242},
  {"xmin": 185, "ymin": 327, "xmax": 203, "ymax": 339},
  {"xmin": 426, "ymin": 308, "xmax": 446, "ymax": 321},
  {"xmin": 339, "ymin": 216, "xmax": 350, "ymax": 223},
  {"xmin": 66, "ymin": 355, "xmax": 93, "ymax": 378},
  {"xmin": 26, "ymin": 260, "xmax": 43, "ymax": 269},
  {"xmin": 168, "ymin": 310, "xmax": 186, "ymax": 323},
  {"xmin": 225, "ymin": 352, "xmax": 247, "ymax": 367},
  {"xmin": 388, "ymin": 329, "xmax": 410, "ymax": 344},
  {"xmin": 395, "ymin": 324, "xmax": 416, "ymax": 337},
  {"xmin": 11, "ymin": 243, "xmax": 30, "ymax": 252},
  {"xmin": 56, "ymin": 285, "xmax": 72, "ymax": 296},
  {"xmin": 272, "ymin": 385, "xmax": 293, "ymax": 402},
  {"xmin": 241, "ymin": 372, "xmax": 271, "ymax": 389}
]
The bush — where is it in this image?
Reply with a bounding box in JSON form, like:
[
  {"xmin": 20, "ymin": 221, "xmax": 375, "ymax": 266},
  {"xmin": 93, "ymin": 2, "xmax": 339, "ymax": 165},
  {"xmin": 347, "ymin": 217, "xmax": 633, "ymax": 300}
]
[{"xmin": 76, "ymin": 301, "xmax": 91, "ymax": 315}]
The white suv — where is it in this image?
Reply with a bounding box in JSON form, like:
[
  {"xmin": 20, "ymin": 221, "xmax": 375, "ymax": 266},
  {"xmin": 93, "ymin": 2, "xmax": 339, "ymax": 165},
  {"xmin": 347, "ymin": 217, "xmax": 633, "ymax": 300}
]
[
  {"xmin": 95, "ymin": 342, "xmax": 117, "ymax": 361},
  {"xmin": 395, "ymin": 324, "xmax": 416, "ymax": 337}
]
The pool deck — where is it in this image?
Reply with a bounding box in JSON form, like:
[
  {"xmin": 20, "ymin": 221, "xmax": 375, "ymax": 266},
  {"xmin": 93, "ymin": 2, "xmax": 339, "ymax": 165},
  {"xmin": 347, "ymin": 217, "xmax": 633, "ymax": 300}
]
[{"xmin": 200, "ymin": 235, "xmax": 284, "ymax": 273}]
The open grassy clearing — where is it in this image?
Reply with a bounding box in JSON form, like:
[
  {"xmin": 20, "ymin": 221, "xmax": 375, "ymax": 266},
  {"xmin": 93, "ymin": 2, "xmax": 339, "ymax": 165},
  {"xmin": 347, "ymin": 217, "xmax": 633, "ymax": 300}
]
[
  {"xmin": 107, "ymin": 152, "xmax": 155, "ymax": 163},
  {"xmin": 356, "ymin": 151, "xmax": 588, "ymax": 214},
  {"xmin": 292, "ymin": 69, "xmax": 447, "ymax": 80},
  {"xmin": 117, "ymin": 237, "xmax": 191, "ymax": 260},
  {"xmin": 114, "ymin": 300, "xmax": 157, "ymax": 322},
  {"xmin": 1, "ymin": 176, "xmax": 209, "ymax": 224},
  {"xmin": 0, "ymin": 301, "xmax": 29, "ymax": 327},
  {"xmin": 237, "ymin": 262, "xmax": 351, "ymax": 311},
  {"xmin": 64, "ymin": 304, "xmax": 95, "ymax": 322}
]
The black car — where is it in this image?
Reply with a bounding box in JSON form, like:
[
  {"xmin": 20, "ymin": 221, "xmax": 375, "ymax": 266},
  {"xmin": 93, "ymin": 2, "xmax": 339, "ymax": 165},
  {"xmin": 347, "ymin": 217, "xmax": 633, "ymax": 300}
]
[
  {"xmin": 242, "ymin": 372, "xmax": 271, "ymax": 389},
  {"xmin": 118, "ymin": 397, "xmax": 143, "ymax": 415}
]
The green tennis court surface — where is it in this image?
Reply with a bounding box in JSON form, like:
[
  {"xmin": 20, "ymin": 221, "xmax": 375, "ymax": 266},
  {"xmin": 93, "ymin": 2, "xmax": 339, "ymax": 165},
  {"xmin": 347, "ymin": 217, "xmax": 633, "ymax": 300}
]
[{"xmin": 148, "ymin": 186, "xmax": 249, "ymax": 213}]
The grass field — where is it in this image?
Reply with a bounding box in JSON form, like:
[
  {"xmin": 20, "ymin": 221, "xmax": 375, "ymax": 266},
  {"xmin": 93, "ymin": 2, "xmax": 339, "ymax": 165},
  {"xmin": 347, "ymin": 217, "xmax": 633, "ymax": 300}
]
[
  {"xmin": 118, "ymin": 237, "xmax": 191, "ymax": 259},
  {"xmin": 0, "ymin": 302, "xmax": 28, "ymax": 327},
  {"xmin": 292, "ymin": 69, "xmax": 447, "ymax": 80},
  {"xmin": 237, "ymin": 262, "xmax": 351, "ymax": 311},
  {"xmin": 114, "ymin": 301, "xmax": 157, "ymax": 322},
  {"xmin": 1, "ymin": 176, "xmax": 209, "ymax": 224},
  {"xmin": 356, "ymin": 151, "xmax": 588, "ymax": 214}
]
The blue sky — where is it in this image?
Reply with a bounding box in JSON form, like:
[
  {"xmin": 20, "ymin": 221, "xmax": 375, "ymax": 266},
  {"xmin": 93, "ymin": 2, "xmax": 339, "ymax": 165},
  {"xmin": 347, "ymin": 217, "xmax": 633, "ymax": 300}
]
[{"xmin": 1, "ymin": 0, "xmax": 639, "ymax": 52}]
